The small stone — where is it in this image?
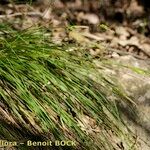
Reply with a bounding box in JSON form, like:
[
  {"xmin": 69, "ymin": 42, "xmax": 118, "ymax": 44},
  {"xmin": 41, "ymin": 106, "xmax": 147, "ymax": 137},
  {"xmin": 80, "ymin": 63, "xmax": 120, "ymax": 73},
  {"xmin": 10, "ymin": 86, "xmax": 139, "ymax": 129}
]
[{"xmin": 111, "ymin": 52, "xmax": 119, "ymax": 58}]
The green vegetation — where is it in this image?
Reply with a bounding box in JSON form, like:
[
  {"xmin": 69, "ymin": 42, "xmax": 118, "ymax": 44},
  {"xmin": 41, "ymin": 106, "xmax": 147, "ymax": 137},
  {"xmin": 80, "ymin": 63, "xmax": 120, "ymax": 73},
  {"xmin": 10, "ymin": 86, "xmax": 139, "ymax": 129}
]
[{"xmin": 0, "ymin": 25, "xmax": 134, "ymax": 149}]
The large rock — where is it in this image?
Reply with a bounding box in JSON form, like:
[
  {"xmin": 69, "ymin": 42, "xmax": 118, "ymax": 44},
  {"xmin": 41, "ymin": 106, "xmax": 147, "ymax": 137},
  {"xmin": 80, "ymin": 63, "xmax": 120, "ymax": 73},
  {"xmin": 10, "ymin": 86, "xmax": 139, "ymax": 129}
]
[
  {"xmin": 112, "ymin": 56, "xmax": 150, "ymax": 149},
  {"xmin": 95, "ymin": 55, "xmax": 150, "ymax": 149}
]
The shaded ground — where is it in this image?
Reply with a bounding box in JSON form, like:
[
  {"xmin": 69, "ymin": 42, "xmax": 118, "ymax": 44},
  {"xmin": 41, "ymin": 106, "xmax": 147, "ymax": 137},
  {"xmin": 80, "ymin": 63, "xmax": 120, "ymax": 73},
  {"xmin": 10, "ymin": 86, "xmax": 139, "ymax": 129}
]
[{"xmin": 0, "ymin": 0, "xmax": 149, "ymax": 59}]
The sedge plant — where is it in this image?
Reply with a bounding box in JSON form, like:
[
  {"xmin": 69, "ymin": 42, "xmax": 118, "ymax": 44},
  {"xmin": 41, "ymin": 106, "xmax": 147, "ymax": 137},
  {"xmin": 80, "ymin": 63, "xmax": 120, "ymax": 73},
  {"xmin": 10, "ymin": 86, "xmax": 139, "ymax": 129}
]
[{"xmin": 0, "ymin": 24, "xmax": 135, "ymax": 150}]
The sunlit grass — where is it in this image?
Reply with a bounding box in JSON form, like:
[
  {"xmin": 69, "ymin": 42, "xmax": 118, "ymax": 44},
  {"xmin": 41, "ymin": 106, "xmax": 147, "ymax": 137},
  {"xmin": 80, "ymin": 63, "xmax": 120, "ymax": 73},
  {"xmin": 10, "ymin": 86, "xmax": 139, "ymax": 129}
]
[{"xmin": 0, "ymin": 25, "xmax": 135, "ymax": 149}]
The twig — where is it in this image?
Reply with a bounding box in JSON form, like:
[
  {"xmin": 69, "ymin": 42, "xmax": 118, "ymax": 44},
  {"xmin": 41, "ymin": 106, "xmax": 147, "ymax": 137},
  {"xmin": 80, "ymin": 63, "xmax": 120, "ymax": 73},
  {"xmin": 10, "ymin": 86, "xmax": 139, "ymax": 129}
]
[
  {"xmin": 95, "ymin": 43, "xmax": 148, "ymax": 60},
  {"xmin": 128, "ymin": 44, "xmax": 150, "ymax": 58},
  {"xmin": 0, "ymin": 12, "xmax": 43, "ymax": 19},
  {"xmin": 106, "ymin": 47, "xmax": 147, "ymax": 60}
]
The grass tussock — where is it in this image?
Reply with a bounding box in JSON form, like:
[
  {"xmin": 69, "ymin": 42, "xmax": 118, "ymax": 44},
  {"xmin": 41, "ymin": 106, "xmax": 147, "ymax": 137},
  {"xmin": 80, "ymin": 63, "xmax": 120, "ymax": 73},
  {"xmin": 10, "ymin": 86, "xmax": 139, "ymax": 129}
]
[{"xmin": 0, "ymin": 24, "xmax": 134, "ymax": 149}]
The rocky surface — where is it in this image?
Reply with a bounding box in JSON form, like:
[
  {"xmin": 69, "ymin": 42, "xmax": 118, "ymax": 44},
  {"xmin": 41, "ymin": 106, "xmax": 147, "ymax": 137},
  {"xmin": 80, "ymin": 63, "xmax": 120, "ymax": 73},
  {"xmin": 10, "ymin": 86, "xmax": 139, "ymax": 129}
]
[
  {"xmin": 98, "ymin": 55, "xmax": 150, "ymax": 149},
  {"xmin": 115, "ymin": 56, "xmax": 150, "ymax": 149}
]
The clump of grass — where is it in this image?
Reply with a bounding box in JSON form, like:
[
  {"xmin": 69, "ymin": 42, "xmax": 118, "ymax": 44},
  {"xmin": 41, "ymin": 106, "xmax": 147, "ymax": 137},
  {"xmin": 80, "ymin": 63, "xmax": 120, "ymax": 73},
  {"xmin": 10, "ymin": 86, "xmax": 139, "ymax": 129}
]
[{"xmin": 0, "ymin": 25, "xmax": 134, "ymax": 149}]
